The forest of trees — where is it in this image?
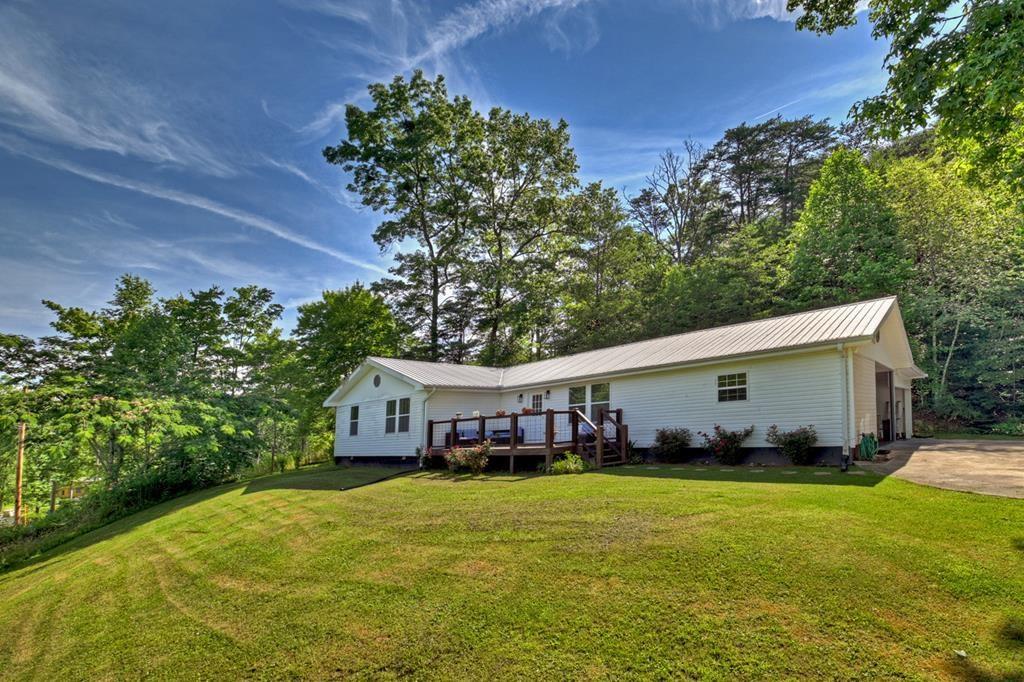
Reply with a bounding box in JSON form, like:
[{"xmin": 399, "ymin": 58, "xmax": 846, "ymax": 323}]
[{"xmin": 2, "ymin": 0, "xmax": 1022, "ymax": 535}]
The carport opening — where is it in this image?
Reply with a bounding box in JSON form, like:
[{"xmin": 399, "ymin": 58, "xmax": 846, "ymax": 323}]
[{"xmin": 875, "ymin": 365, "xmax": 896, "ymax": 443}]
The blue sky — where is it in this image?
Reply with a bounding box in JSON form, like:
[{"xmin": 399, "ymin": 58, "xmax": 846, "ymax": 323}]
[{"xmin": 0, "ymin": 0, "xmax": 886, "ymax": 337}]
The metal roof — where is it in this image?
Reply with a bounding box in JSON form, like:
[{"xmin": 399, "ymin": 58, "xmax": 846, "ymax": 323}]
[
  {"xmin": 366, "ymin": 296, "xmax": 901, "ymax": 391},
  {"xmin": 370, "ymin": 357, "xmax": 505, "ymax": 389}
]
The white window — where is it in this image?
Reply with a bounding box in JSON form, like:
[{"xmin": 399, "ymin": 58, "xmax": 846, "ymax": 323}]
[
  {"xmin": 590, "ymin": 383, "xmax": 610, "ymax": 421},
  {"xmin": 568, "ymin": 386, "xmax": 586, "ymax": 412},
  {"xmin": 385, "ymin": 398, "xmax": 411, "ymax": 433},
  {"xmin": 717, "ymin": 373, "xmax": 747, "ymax": 402},
  {"xmin": 348, "ymin": 405, "xmax": 359, "ymax": 436},
  {"xmin": 531, "ymin": 393, "xmax": 544, "ymax": 411}
]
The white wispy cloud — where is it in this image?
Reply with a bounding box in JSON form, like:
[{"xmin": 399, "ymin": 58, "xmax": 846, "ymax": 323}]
[
  {"xmin": 0, "ymin": 136, "xmax": 386, "ymax": 274},
  {"xmin": 296, "ymin": 0, "xmax": 597, "ymax": 135},
  {"xmin": 0, "ymin": 6, "xmax": 237, "ymax": 177},
  {"xmin": 677, "ymin": 0, "xmax": 797, "ymax": 27}
]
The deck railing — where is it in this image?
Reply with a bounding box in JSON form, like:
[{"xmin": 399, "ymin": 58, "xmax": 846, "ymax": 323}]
[{"xmin": 427, "ymin": 408, "xmax": 627, "ymax": 468}]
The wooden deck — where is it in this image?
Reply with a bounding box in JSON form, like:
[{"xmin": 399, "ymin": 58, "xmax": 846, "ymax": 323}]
[{"xmin": 427, "ymin": 408, "xmax": 628, "ymax": 472}]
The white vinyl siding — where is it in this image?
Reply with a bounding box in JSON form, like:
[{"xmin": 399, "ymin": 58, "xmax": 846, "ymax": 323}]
[
  {"xmin": 852, "ymin": 353, "xmax": 877, "ymax": 439},
  {"xmin": 489, "ymin": 349, "xmax": 845, "ymax": 447},
  {"xmin": 333, "ymin": 370, "xmax": 424, "ymax": 458}
]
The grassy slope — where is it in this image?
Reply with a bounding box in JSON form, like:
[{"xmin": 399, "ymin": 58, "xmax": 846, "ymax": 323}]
[{"xmin": 1, "ymin": 464, "xmax": 1022, "ymax": 680}]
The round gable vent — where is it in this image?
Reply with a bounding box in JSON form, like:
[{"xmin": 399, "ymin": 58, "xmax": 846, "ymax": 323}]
[{"xmin": 373, "ymin": 374, "xmax": 381, "ymax": 387}]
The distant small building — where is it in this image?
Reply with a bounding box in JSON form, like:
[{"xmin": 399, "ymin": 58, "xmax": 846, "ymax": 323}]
[{"xmin": 324, "ymin": 297, "xmax": 924, "ymax": 466}]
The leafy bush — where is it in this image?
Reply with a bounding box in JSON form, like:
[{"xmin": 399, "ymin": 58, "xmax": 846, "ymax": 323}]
[
  {"xmin": 549, "ymin": 452, "xmax": 590, "ymax": 474},
  {"xmin": 992, "ymin": 419, "xmax": 1024, "ymax": 437},
  {"xmin": 765, "ymin": 424, "xmax": 818, "ymax": 465},
  {"xmin": 699, "ymin": 424, "xmax": 754, "ymax": 465},
  {"xmin": 626, "ymin": 439, "xmax": 644, "ymax": 465},
  {"xmin": 444, "ymin": 440, "xmax": 492, "ymax": 474},
  {"xmin": 650, "ymin": 428, "xmax": 692, "ymax": 462}
]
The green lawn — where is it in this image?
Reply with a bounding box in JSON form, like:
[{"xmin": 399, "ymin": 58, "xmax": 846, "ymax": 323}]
[{"xmin": 1, "ymin": 464, "xmax": 1022, "ymax": 680}]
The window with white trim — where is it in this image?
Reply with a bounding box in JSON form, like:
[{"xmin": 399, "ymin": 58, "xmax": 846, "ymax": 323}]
[
  {"xmin": 349, "ymin": 405, "xmax": 359, "ymax": 436},
  {"xmin": 590, "ymin": 383, "xmax": 610, "ymax": 421},
  {"xmin": 717, "ymin": 372, "xmax": 747, "ymax": 402},
  {"xmin": 531, "ymin": 393, "xmax": 544, "ymax": 411},
  {"xmin": 385, "ymin": 398, "xmax": 411, "ymax": 433},
  {"xmin": 568, "ymin": 386, "xmax": 586, "ymax": 412}
]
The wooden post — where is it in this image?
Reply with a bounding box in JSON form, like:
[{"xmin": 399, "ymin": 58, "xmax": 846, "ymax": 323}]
[
  {"xmin": 509, "ymin": 413, "xmax": 518, "ymax": 474},
  {"xmin": 14, "ymin": 412, "xmax": 26, "ymax": 525},
  {"xmin": 571, "ymin": 410, "xmax": 579, "ymax": 454},
  {"xmin": 426, "ymin": 419, "xmax": 434, "ymax": 456},
  {"xmin": 595, "ymin": 407, "xmax": 605, "ymax": 468},
  {"xmin": 545, "ymin": 409, "xmax": 555, "ymax": 470},
  {"xmin": 478, "ymin": 414, "xmax": 486, "ymax": 445},
  {"xmin": 450, "ymin": 417, "xmax": 459, "ymax": 448}
]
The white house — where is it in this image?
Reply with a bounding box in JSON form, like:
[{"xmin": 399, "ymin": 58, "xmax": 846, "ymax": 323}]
[{"xmin": 324, "ymin": 296, "xmax": 925, "ymax": 466}]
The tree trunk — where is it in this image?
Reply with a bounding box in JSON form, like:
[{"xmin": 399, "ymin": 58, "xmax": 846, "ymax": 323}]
[{"xmin": 429, "ymin": 267, "xmax": 440, "ymax": 362}]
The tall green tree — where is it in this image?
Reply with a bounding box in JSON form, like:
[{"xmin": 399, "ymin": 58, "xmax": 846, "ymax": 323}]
[
  {"xmin": 325, "ymin": 71, "xmax": 482, "ymax": 360},
  {"xmin": 789, "ymin": 0, "xmax": 1024, "ymax": 196},
  {"xmin": 555, "ymin": 183, "xmax": 666, "ymax": 353},
  {"xmin": 882, "ymin": 154, "xmax": 1024, "ymax": 416},
  {"xmin": 293, "ymin": 285, "xmax": 403, "ymax": 446},
  {"xmin": 785, "ymin": 148, "xmax": 911, "ymax": 307},
  {"xmin": 626, "ymin": 140, "xmax": 731, "ymax": 265},
  {"xmin": 468, "ymin": 108, "xmax": 579, "ymax": 365}
]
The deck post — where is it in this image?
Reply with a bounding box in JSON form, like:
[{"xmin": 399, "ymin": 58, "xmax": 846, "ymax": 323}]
[
  {"xmin": 595, "ymin": 407, "xmax": 605, "ymax": 468},
  {"xmin": 426, "ymin": 419, "xmax": 434, "ymax": 456},
  {"xmin": 570, "ymin": 410, "xmax": 579, "ymax": 454},
  {"xmin": 450, "ymin": 417, "xmax": 459, "ymax": 449},
  {"xmin": 509, "ymin": 413, "xmax": 518, "ymax": 473},
  {"xmin": 545, "ymin": 409, "xmax": 555, "ymax": 470},
  {"xmin": 478, "ymin": 414, "xmax": 486, "ymax": 445}
]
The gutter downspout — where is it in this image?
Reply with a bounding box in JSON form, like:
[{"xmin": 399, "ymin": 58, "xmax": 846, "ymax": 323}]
[
  {"xmin": 420, "ymin": 387, "xmax": 436, "ymax": 461},
  {"xmin": 846, "ymin": 346, "xmax": 857, "ymax": 458},
  {"xmin": 839, "ymin": 342, "xmax": 856, "ymax": 471}
]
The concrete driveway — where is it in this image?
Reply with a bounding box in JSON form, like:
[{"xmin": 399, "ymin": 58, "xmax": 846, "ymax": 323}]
[{"xmin": 858, "ymin": 439, "xmax": 1024, "ymax": 498}]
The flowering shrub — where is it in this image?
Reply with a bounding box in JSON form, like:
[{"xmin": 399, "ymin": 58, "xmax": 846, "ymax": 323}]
[
  {"xmin": 765, "ymin": 424, "xmax": 818, "ymax": 465},
  {"xmin": 651, "ymin": 428, "xmax": 692, "ymax": 462},
  {"xmin": 548, "ymin": 452, "xmax": 590, "ymax": 474},
  {"xmin": 699, "ymin": 424, "xmax": 754, "ymax": 465},
  {"xmin": 445, "ymin": 440, "xmax": 492, "ymax": 474}
]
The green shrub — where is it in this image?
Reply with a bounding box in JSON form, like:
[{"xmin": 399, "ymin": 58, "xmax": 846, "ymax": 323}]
[
  {"xmin": 651, "ymin": 428, "xmax": 692, "ymax": 462},
  {"xmin": 699, "ymin": 424, "xmax": 754, "ymax": 465},
  {"xmin": 0, "ymin": 465, "xmax": 205, "ymax": 569},
  {"xmin": 444, "ymin": 440, "xmax": 492, "ymax": 474},
  {"xmin": 549, "ymin": 452, "xmax": 590, "ymax": 474},
  {"xmin": 992, "ymin": 419, "xmax": 1024, "ymax": 437},
  {"xmin": 626, "ymin": 439, "xmax": 644, "ymax": 464},
  {"xmin": 765, "ymin": 424, "xmax": 818, "ymax": 465}
]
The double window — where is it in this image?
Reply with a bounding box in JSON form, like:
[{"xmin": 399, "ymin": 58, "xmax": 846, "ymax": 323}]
[
  {"xmin": 569, "ymin": 383, "xmax": 611, "ymax": 421},
  {"xmin": 349, "ymin": 405, "xmax": 359, "ymax": 436},
  {"xmin": 385, "ymin": 398, "xmax": 411, "ymax": 433},
  {"xmin": 717, "ymin": 372, "xmax": 748, "ymax": 402}
]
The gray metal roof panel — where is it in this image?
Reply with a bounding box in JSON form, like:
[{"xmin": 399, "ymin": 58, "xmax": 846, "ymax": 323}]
[{"xmin": 370, "ymin": 297, "xmax": 897, "ymax": 390}]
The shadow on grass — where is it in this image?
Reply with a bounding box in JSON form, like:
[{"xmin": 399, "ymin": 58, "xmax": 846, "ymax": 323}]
[
  {"xmin": 242, "ymin": 464, "xmax": 413, "ymax": 494},
  {"xmin": 945, "ymin": 615, "xmax": 1024, "ymax": 681},
  {"xmin": 594, "ymin": 463, "xmax": 884, "ymax": 487}
]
